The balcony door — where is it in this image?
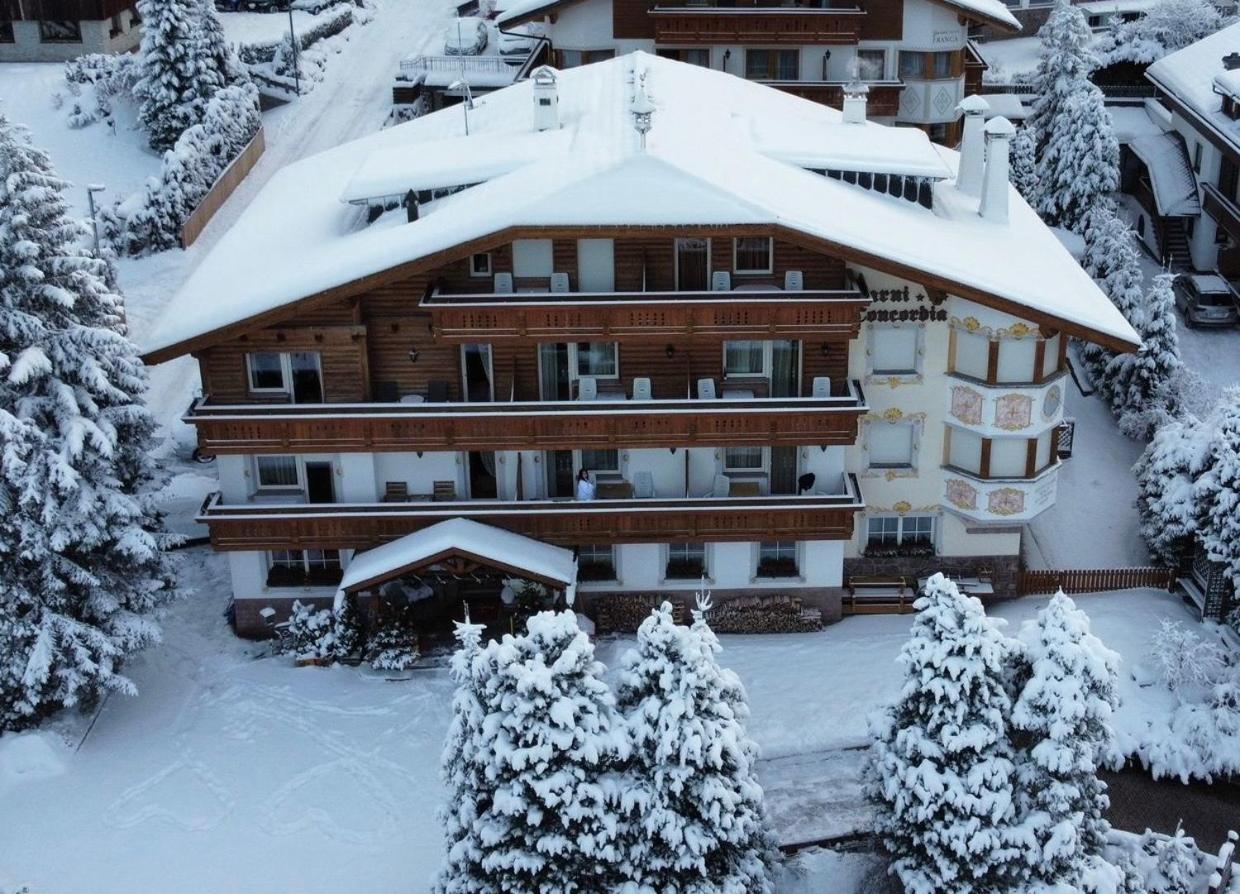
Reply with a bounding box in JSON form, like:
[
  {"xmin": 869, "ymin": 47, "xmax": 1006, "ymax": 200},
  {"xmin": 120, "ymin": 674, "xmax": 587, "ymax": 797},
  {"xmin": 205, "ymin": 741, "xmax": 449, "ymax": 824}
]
[
  {"xmin": 304, "ymin": 461, "xmax": 335, "ymax": 504},
  {"xmin": 676, "ymin": 238, "xmax": 710, "ymax": 291},
  {"xmin": 290, "ymin": 352, "xmax": 323, "ymax": 404},
  {"xmin": 468, "ymin": 452, "xmax": 498, "ymax": 499},
  {"xmin": 546, "ymin": 450, "xmax": 575, "ymax": 498},
  {"xmin": 461, "ymin": 344, "xmax": 493, "ymax": 402}
]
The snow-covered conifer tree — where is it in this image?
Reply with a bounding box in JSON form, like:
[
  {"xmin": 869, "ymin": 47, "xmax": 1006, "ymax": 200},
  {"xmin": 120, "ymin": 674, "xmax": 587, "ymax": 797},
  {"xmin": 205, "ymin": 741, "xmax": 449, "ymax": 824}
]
[
  {"xmin": 1010, "ymin": 124, "xmax": 1039, "ymax": 203},
  {"xmin": 191, "ymin": 0, "xmax": 247, "ymax": 94},
  {"xmin": 1011, "ymin": 592, "xmax": 1120, "ymax": 888},
  {"xmin": 868, "ymin": 573, "xmax": 1024, "ymax": 894},
  {"xmin": 434, "ymin": 613, "xmax": 492, "ymax": 894},
  {"xmin": 1030, "ymin": 0, "xmax": 1119, "ymax": 232},
  {"xmin": 1106, "ymin": 272, "xmax": 1183, "ymax": 439},
  {"xmin": 617, "ymin": 599, "xmax": 776, "ymax": 893},
  {"xmin": 1095, "ymin": 0, "xmax": 1224, "ymax": 66},
  {"xmin": 1197, "ymin": 386, "xmax": 1240, "ymax": 594},
  {"xmin": 1080, "ymin": 206, "xmax": 1145, "ymax": 391},
  {"xmin": 135, "ymin": 0, "xmax": 211, "ymax": 150},
  {"xmin": 1133, "ymin": 413, "xmax": 1210, "ymax": 564},
  {"xmin": 473, "ymin": 610, "xmax": 629, "ymax": 892},
  {"xmin": 1153, "ymin": 822, "xmax": 1199, "ymax": 894},
  {"xmin": 0, "ymin": 111, "xmax": 176, "ymax": 731}
]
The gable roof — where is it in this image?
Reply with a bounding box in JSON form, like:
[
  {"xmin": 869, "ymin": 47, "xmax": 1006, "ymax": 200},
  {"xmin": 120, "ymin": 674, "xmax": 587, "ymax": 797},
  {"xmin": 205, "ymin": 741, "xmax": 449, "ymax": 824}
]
[
  {"xmin": 142, "ymin": 53, "xmax": 1136, "ymax": 363},
  {"xmin": 1146, "ymin": 22, "xmax": 1240, "ymax": 151}
]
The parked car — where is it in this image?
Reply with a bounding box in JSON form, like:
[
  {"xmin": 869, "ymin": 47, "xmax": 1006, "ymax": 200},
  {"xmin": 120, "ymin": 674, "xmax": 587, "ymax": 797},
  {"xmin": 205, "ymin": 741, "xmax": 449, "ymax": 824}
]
[
  {"xmin": 444, "ymin": 16, "xmax": 488, "ymax": 56},
  {"xmin": 241, "ymin": 0, "xmax": 290, "ymax": 10},
  {"xmin": 1173, "ymin": 273, "xmax": 1239, "ymax": 327},
  {"xmin": 498, "ymin": 23, "xmax": 543, "ymax": 63},
  {"xmin": 214, "ymin": 0, "xmax": 243, "ymax": 10},
  {"xmin": 291, "ymin": 0, "xmax": 341, "ymax": 11}
]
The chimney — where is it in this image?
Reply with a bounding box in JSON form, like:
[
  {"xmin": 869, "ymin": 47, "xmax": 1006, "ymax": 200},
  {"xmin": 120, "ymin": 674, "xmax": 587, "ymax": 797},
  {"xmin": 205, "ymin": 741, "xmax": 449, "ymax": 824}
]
[
  {"xmin": 403, "ymin": 189, "xmax": 419, "ymax": 223},
  {"xmin": 955, "ymin": 95, "xmax": 990, "ymax": 197},
  {"xmin": 531, "ymin": 66, "xmax": 559, "ymax": 131},
  {"xmin": 979, "ymin": 116, "xmax": 1016, "ymax": 224},
  {"xmin": 842, "ymin": 56, "xmax": 867, "ymax": 124}
]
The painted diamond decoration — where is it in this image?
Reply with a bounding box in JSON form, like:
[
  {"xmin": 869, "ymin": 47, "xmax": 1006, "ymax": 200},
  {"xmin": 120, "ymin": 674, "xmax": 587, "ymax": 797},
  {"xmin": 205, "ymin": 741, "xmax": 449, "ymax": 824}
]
[{"xmin": 933, "ymin": 87, "xmax": 954, "ymax": 115}]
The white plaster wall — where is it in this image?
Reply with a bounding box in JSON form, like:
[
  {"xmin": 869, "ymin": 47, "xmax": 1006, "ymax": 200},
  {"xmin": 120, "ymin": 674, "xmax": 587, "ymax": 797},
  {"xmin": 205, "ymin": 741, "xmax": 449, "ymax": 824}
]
[
  {"xmin": 803, "ymin": 540, "xmax": 845, "ymax": 587},
  {"xmin": 217, "ymin": 454, "xmax": 249, "ymax": 504},
  {"xmin": 373, "ymin": 451, "xmax": 463, "ymax": 498},
  {"xmin": 338, "ymin": 453, "xmax": 378, "ymax": 503},
  {"xmin": 598, "ymin": 540, "xmax": 844, "ymax": 591},
  {"xmin": 938, "ymin": 510, "xmax": 1021, "ymax": 556},
  {"xmin": 800, "ymin": 445, "xmax": 846, "ymax": 493},
  {"xmin": 615, "ymin": 543, "xmax": 663, "ymax": 589},
  {"xmin": 541, "ymin": 0, "xmax": 652, "ymax": 52},
  {"xmin": 0, "ymin": 18, "xmax": 140, "ymax": 63},
  {"xmin": 625, "ymin": 447, "xmax": 688, "ymax": 497},
  {"xmin": 900, "ymin": 0, "xmax": 968, "ymax": 50}
]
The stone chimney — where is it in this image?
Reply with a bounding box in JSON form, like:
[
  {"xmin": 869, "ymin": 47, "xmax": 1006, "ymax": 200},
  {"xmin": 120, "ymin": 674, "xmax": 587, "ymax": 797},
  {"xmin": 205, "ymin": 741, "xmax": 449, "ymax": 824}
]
[
  {"xmin": 955, "ymin": 95, "xmax": 990, "ymax": 197},
  {"xmin": 979, "ymin": 116, "xmax": 1016, "ymax": 224},
  {"xmin": 531, "ymin": 66, "xmax": 559, "ymax": 132},
  {"xmin": 842, "ymin": 58, "xmax": 868, "ymax": 125}
]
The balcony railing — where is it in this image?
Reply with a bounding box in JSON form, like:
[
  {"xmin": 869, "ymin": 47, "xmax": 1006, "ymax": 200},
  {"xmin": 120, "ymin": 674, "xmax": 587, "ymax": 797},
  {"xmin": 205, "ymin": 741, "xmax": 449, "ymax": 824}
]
[
  {"xmin": 197, "ymin": 475, "xmax": 866, "ymax": 550},
  {"xmin": 649, "ymin": 5, "xmax": 865, "ymax": 43},
  {"xmin": 1203, "ymin": 182, "xmax": 1240, "ymax": 243},
  {"xmin": 185, "ymin": 380, "xmax": 869, "ymax": 454},
  {"xmin": 421, "ymin": 287, "xmax": 868, "ymax": 342}
]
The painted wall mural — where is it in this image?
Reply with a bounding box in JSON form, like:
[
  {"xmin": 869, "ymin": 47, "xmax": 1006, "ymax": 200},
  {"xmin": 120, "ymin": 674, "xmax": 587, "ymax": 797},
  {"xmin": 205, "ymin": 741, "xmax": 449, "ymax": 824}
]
[
  {"xmin": 987, "ymin": 487, "xmax": 1026, "ymax": 516},
  {"xmin": 946, "ymin": 478, "xmax": 979, "ymax": 511},
  {"xmin": 950, "ymin": 385, "xmax": 983, "ymax": 425},
  {"xmin": 994, "ymin": 393, "xmax": 1033, "ymax": 431}
]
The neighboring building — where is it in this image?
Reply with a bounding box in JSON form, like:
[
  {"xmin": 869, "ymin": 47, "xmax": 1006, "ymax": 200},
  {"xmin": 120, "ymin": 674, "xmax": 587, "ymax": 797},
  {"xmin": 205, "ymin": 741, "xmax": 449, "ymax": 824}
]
[
  {"xmin": 976, "ymin": 0, "xmax": 1150, "ymax": 40},
  {"xmin": 1135, "ymin": 23, "xmax": 1240, "ymax": 278},
  {"xmin": 142, "ymin": 54, "xmax": 1137, "ymax": 637},
  {"xmin": 0, "ymin": 0, "xmax": 142, "ymax": 63},
  {"xmin": 493, "ymin": 0, "xmax": 1020, "ymax": 143}
]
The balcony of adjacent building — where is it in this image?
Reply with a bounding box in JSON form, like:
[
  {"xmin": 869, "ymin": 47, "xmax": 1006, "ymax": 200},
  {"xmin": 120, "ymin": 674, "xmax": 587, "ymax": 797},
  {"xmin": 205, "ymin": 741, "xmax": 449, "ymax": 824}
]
[{"xmin": 648, "ymin": 0, "xmax": 866, "ymax": 45}]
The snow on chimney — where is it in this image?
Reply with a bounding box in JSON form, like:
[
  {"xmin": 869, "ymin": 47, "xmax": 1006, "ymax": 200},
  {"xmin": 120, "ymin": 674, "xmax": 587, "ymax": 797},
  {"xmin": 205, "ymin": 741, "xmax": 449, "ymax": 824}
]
[
  {"xmin": 842, "ymin": 57, "xmax": 868, "ymax": 125},
  {"xmin": 532, "ymin": 66, "xmax": 559, "ymax": 132},
  {"xmin": 955, "ymin": 95, "xmax": 990, "ymax": 197},
  {"xmin": 979, "ymin": 116, "xmax": 1016, "ymax": 224}
]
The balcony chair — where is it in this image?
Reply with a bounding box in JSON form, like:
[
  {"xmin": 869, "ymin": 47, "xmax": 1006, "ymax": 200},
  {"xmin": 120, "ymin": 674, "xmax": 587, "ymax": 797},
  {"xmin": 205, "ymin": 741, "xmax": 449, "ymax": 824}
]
[
  {"xmin": 383, "ymin": 481, "xmax": 410, "ymax": 503},
  {"xmin": 697, "ymin": 378, "xmax": 717, "ymax": 400},
  {"xmin": 577, "ymin": 377, "xmax": 598, "ymax": 401},
  {"xmin": 432, "ymin": 481, "xmax": 457, "ymax": 502},
  {"xmin": 711, "ymin": 474, "xmax": 730, "ymax": 498},
  {"xmin": 811, "ymin": 376, "xmax": 831, "ymax": 398},
  {"xmin": 711, "ymin": 271, "xmax": 731, "ymax": 291},
  {"xmin": 550, "ymin": 272, "xmax": 570, "ymax": 293},
  {"xmin": 633, "ymin": 470, "xmax": 654, "ymax": 499},
  {"xmin": 784, "ymin": 269, "xmax": 804, "ymax": 291},
  {"xmin": 374, "ymin": 381, "xmax": 400, "ymax": 402},
  {"xmin": 493, "ymin": 272, "xmax": 514, "ymax": 294},
  {"xmin": 427, "ymin": 380, "xmax": 450, "ymax": 402},
  {"xmin": 632, "ymin": 377, "xmax": 652, "ymax": 401}
]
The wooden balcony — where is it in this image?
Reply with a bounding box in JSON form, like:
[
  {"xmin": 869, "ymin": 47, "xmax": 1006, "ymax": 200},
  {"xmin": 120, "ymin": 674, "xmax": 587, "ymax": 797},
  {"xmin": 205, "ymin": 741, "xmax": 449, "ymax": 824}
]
[
  {"xmin": 197, "ymin": 476, "xmax": 865, "ymax": 550},
  {"xmin": 762, "ymin": 81, "xmax": 903, "ymax": 117},
  {"xmin": 649, "ymin": 6, "xmax": 865, "ymax": 44},
  {"xmin": 421, "ymin": 287, "xmax": 868, "ymax": 343},
  {"xmin": 185, "ymin": 381, "xmax": 869, "ymax": 454},
  {"xmin": 1203, "ymin": 182, "xmax": 1240, "ymax": 244}
]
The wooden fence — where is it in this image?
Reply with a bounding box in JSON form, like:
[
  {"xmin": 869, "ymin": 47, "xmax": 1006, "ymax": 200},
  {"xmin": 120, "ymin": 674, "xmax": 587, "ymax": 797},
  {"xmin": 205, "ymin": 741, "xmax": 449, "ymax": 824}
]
[
  {"xmin": 180, "ymin": 126, "xmax": 266, "ymax": 249},
  {"xmin": 1018, "ymin": 566, "xmax": 1176, "ymax": 596}
]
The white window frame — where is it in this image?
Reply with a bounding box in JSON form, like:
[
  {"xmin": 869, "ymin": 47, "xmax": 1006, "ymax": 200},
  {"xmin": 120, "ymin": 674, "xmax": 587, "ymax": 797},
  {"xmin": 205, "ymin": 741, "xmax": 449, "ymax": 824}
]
[
  {"xmin": 253, "ymin": 454, "xmax": 304, "ymax": 491},
  {"xmin": 732, "ymin": 236, "xmax": 773, "ymax": 275},
  {"xmin": 722, "ymin": 340, "xmax": 770, "ymax": 378},
  {"xmin": 723, "ymin": 446, "xmax": 768, "ymax": 474},
  {"xmin": 855, "ymin": 48, "xmax": 886, "ymax": 81},
  {"xmin": 469, "ymin": 252, "xmax": 491, "ymax": 277},
  {"xmin": 575, "ymin": 448, "xmax": 621, "ymax": 478},
  {"xmin": 577, "ymin": 544, "xmax": 617, "ymax": 581},
  {"xmin": 865, "ymin": 514, "xmax": 936, "ymax": 549},
  {"xmin": 267, "ymin": 548, "xmax": 343, "ymax": 577},
  {"xmin": 246, "ymin": 352, "xmax": 288, "ymax": 393},
  {"xmin": 664, "ymin": 542, "xmax": 709, "ymax": 581},
  {"xmin": 755, "ymin": 540, "xmax": 801, "ymax": 580},
  {"xmin": 569, "ymin": 342, "xmax": 619, "ymax": 381}
]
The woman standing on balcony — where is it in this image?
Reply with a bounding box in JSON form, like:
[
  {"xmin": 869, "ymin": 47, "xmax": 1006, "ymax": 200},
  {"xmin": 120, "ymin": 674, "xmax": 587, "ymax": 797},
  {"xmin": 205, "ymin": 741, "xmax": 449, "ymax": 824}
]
[{"xmin": 576, "ymin": 468, "xmax": 596, "ymax": 502}]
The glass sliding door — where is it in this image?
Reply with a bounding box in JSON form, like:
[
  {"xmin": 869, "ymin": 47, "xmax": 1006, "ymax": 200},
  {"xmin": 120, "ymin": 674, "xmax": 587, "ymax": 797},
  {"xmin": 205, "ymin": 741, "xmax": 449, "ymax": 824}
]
[
  {"xmin": 676, "ymin": 238, "xmax": 710, "ymax": 291},
  {"xmin": 461, "ymin": 344, "xmax": 494, "ymax": 402},
  {"xmin": 538, "ymin": 343, "xmax": 571, "ymax": 401},
  {"xmin": 770, "ymin": 340, "xmax": 800, "ymax": 397},
  {"xmin": 289, "ymin": 352, "xmax": 323, "ymax": 404}
]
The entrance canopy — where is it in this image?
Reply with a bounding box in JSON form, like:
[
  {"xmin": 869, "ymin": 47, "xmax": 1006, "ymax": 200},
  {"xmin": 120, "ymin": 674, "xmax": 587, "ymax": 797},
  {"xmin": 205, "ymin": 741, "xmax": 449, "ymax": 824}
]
[{"xmin": 333, "ymin": 518, "xmax": 579, "ymax": 605}]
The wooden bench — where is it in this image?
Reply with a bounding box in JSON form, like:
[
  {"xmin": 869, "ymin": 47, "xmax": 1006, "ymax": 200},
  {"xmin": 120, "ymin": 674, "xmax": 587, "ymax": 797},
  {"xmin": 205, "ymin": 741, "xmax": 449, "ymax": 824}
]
[
  {"xmin": 844, "ymin": 575, "xmax": 914, "ymax": 615},
  {"xmin": 382, "ymin": 481, "xmax": 409, "ymax": 503}
]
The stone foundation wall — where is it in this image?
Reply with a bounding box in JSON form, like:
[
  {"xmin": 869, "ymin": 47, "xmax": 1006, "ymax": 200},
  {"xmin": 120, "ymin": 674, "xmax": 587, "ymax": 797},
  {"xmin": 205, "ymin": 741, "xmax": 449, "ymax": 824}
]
[
  {"xmin": 842, "ymin": 553, "xmax": 1021, "ymax": 599},
  {"xmin": 579, "ymin": 586, "xmax": 845, "ymax": 632}
]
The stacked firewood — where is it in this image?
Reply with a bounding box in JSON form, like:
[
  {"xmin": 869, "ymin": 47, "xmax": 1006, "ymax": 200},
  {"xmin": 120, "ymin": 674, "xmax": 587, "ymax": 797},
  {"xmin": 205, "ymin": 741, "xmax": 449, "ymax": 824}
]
[
  {"xmin": 593, "ymin": 594, "xmax": 687, "ymax": 633},
  {"xmin": 706, "ymin": 594, "xmax": 823, "ymax": 634}
]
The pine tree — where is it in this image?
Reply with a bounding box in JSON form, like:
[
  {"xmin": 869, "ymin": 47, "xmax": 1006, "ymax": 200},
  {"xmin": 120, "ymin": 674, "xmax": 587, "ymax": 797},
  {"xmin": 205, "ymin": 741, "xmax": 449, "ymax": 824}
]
[
  {"xmin": 191, "ymin": 0, "xmax": 247, "ymax": 93},
  {"xmin": 1095, "ymin": 0, "xmax": 1224, "ymax": 66},
  {"xmin": 0, "ymin": 111, "xmax": 176, "ymax": 731},
  {"xmin": 617, "ymin": 599, "xmax": 776, "ymax": 894},
  {"xmin": 135, "ymin": 0, "xmax": 211, "ymax": 151},
  {"xmin": 434, "ymin": 613, "xmax": 493, "ymax": 894},
  {"xmin": 1009, "ymin": 124, "xmax": 1040, "ymax": 204},
  {"xmin": 1133, "ymin": 413, "xmax": 1211, "ymax": 565},
  {"xmin": 868, "ymin": 573, "xmax": 1025, "ymax": 894},
  {"xmin": 1030, "ymin": 0, "xmax": 1119, "ymax": 232},
  {"xmin": 1197, "ymin": 386, "xmax": 1240, "ymax": 596},
  {"xmin": 1080, "ymin": 206, "xmax": 1145, "ymax": 392},
  {"xmin": 1107, "ymin": 273, "xmax": 1184, "ymax": 440},
  {"xmin": 1011, "ymin": 592, "xmax": 1120, "ymax": 889},
  {"xmin": 1153, "ymin": 822, "xmax": 1199, "ymax": 894},
  {"xmin": 473, "ymin": 610, "xmax": 629, "ymax": 892}
]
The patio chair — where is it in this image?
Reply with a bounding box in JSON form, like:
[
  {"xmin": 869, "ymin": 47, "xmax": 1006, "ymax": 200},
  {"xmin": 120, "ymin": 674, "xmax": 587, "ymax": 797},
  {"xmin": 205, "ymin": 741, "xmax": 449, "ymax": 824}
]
[
  {"xmin": 633, "ymin": 470, "xmax": 654, "ymax": 499},
  {"xmin": 784, "ymin": 269, "xmax": 804, "ymax": 291},
  {"xmin": 697, "ymin": 378, "xmax": 717, "ymax": 400},
  {"xmin": 578, "ymin": 377, "xmax": 598, "ymax": 401},
  {"xmin": 383, "ymin": 481, "xmax": 410, "ymax": 502},
  {"xmin": 432, "ymin": 480, "xmax": 457, "ymax": 502},
  {"xmin": 493, "ymin": 272, "xmax": 514, "ymax": 294},
  {"xmin": 632, "ymin": 377, "xmax": 652, "ymax": 401},
  {"xmin": 550, "ymin": 272, "xmax": 571, "ymax": 293},
  {"xmin": 427, "ymin": 380, "xmax": 450, "ymax": 402},
  {"xmin": 811, "ymin": 376, "xmax": 831, "ymax": 398},
  {"xmin": 711, "ymin": 271, "xmax": 731, "ymax": 291},
  {"xmin": 711, "ymin": 474, "xmax": 731, "ymax": 498}
]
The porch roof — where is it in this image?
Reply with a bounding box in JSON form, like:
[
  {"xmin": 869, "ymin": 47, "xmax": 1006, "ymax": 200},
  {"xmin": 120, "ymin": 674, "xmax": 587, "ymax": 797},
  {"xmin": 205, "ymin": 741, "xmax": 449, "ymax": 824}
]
[{"xmin": 334, "ymin": 518, "xmax": 578, "ymax": 595}]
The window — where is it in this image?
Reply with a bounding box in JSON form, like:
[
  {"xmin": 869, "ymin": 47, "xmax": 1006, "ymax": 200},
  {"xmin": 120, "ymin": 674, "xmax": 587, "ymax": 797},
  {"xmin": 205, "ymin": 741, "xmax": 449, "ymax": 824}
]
[
  {"xmin": 899, "ymin": 51, "xmax": 954, "ymax": 80},
  {"xmin": 724, "ymin": 340, "xmax": 766, "ymax": 376},
  {"xmin": 989, "ymin": 437, "xmax": 1028, "ymax": 477},
  {"xmin": 856, "ymin": 49, "xmax": 885, "ymax": 81},
  {"xmin": 757, "ymin": 541, "xmax": 799, "ymax": 578},
  {"xmin": 745, "ymin": 49, "xmax": 798, "ymax": 81},
  {"xmin": 733, "ymin": 237, "xmax": 773, "ymax": 274},
  {"xmin": 574, "ymin": 342, "xmax": 618, "ymax": 378},
  {"xmin": 951, "ymin": 329, "xmax": 991, "ymax": 380},
  {"xmin": 512, "ymin": 238, "xmax": 553, "ymax": 277},
  {"xmin": 868, "ymin": 422, "xmax": 914, "ymax": 469},
  {"xmin": 665, "ymin": 543, "xmax": 707, "ymax": 580},
  {"xmin": 996, "ymin": 337, "xmax": 1037, "ymax": 384},
  {"xmin": 40, "ymin": 20, "xmax": 81, "ymax": 42},
  {"xmin": 1193, "ymin": 142, "xmax": 1203, "ymax": 174},
  {"xmin": 247, "ymin": 352, "xmax": 286, "ymax": 391},
  {"xmin": 869, "ymin": 325, "xmax": 919, "ymax": 375},
  {"xmin": 246, "ymin": 351, "xmax": 323, "ymax": 402},
  {"xmin": 558, "ymin": 48, "xmax": 615, "ymax": 67},
  {"xmin": 657, "ymin": 47, "xmax": 710, "ymax": 67},
  {"xmin": 577, "ymin": 544, "xmax": 616, "ymax": 581},
  {"xmin": 267, "ymin": 549, "xmax": 343, "ymax": 587},
  {"xmin": 724, "ymin": 446, "xmax": 765, "ymax": 472},
  {"xmin": 898, "ymin": 51, "xmax": 925, "ymax": 79},
  {"xmin": 579, "ymin": 449, "xmax": 619, "ymax": 474},
  {"xmin": 470, "ymin": 253, "xmax": 491, "ymax": 277},
  {"xmin": 255, "ymin": 455, "xmax": 300, "ymax": 489},
  {"xmin": 865, "ymin": 515, "xmax": 935, "ymax": 554},
  {"xmin": 0, "ymin": 21, "xmax": 13, "ymax": 42}
]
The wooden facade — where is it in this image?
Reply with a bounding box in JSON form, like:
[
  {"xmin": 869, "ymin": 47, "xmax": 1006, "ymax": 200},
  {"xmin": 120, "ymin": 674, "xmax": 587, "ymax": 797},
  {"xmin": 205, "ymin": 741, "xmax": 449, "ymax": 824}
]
[
  {"xmin": 649, "ymin": 7, "xmax": 866, "ymax": 44},
  {"xmin": 199, "ymin": 484, "xmax": 865, "ymax": 550},
  {"xmin": 2, "ymin": 0, "xmax": 130, "ymax": 19}
]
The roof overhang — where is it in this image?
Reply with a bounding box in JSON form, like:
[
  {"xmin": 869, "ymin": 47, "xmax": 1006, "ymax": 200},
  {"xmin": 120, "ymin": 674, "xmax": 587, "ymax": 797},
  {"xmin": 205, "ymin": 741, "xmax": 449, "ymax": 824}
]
[
  {"xmin": 496, "ymin": 0, "xmax": 583, "ymax": 27},
  {"xmin": 928, "ymin": 0, "xmax": 1020, "ymax": 33}
]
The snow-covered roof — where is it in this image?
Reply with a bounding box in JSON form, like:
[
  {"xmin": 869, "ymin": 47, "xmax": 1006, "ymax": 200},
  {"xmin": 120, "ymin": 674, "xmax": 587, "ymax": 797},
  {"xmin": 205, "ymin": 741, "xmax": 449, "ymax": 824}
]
[
  {"xmin": 933, "ymin": 0, "xmax": 1020, "ymax": 30},
  {"xmin": 494, "ymin": 0, "xmax": 565, "ymax": 26},
  {"xmin": 1146, "ymin": 22, "xmax": 1240, "ymax": 148},
  {"xmin": 144, "ymin": 53, "xmax": 1137, "ymax": 360},
  {"xmin": 979, "ymin": 93, "xmax": 1027, "ymax": 121},
  {"xmin": 1109, "ymin": 103, "xmax": 1168, "ymax": 143},
  {"xmin": 1129, "ymin": 132, "xmax": 1202, "ymax": 217},
  {"xmin": 336, "ymin": 518, "xmax": 577, "ymax": 593}
]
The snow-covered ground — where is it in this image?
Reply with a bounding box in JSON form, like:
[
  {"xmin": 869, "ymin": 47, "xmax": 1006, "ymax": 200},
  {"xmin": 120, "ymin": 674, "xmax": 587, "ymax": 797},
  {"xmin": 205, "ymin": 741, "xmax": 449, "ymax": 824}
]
[{"xmin": 220, "ymin": 6, "xmax": 354, "ymax": 45}]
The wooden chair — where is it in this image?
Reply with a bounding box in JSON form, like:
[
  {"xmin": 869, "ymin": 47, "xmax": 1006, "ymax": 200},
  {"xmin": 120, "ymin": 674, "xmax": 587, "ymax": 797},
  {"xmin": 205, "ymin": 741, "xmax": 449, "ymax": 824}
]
[
  {"xmin": 383, "ymin": 481, "xmax": 409, "ymax": 503},
  {"xmin": 432, "ymin": 480, "xmax": 457, "ymax": 502}
]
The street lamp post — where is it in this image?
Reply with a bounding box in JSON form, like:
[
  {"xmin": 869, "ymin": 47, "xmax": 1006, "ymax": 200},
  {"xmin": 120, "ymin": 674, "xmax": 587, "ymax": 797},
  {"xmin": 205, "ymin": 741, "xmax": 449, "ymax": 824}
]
[
  {"xmin": 86, "ymin": 184, "xmax": 106, "ymax": 256},
  {"xmin": 448, "ymin": 79, "xmax": 474, "ymax": 136},
  {"xmin": 287, "ymin": 8, "xmax": 300, "ymax": 96}
]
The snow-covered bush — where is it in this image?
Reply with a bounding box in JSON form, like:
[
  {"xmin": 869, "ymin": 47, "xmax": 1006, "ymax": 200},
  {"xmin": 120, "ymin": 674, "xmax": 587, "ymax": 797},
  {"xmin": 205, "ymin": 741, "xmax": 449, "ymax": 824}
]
[
  {"xmin": 366, "ymin": 615, "xmax": 419, "ymax": 671},
  {"xmin": 62, "ymin": 53, "xmax": 141, "ymax": 129},
  {"xmin": 236, "ymin": 4, "xmax": 355, "ymax": 65},
  {"xmin": 616, "ymin": 600, "xmax": 777, "ymax": 893},
  {"xmin": 282, "ymin": 600, "xmax": 359, "ymax": 662},
  {"xmin": 1150, "ymin": 824, "xmax": 1201, "ymax": 894},
  {"xmin": 1011, "ymin": 592, "xmax": 1120, "ymax": 889},
  {"xmin": 867, "ymin": 574, "xmax": 1026, "ymax": 893},
  {"xmin": 105, "ymin": 82, "xmax": 261, "ymax": 255},
  {"xmin": 1147, "ymin": 619, "xmax": 1226, "ymax": 692},
  {"xmin": 0, "ymin": 112, "xmax": 177, "ymax": 731},
  {"xmin": 1095, "ymin": 0, "xmax": 1226, "ymax": 66},
  {"xmin": 1030, "ymin": 0, "xmax": 1119, "ymax": 233},
  {"xmin": 1133, "ymin": 413, "xmax": 1210, "ymax": 564}
]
